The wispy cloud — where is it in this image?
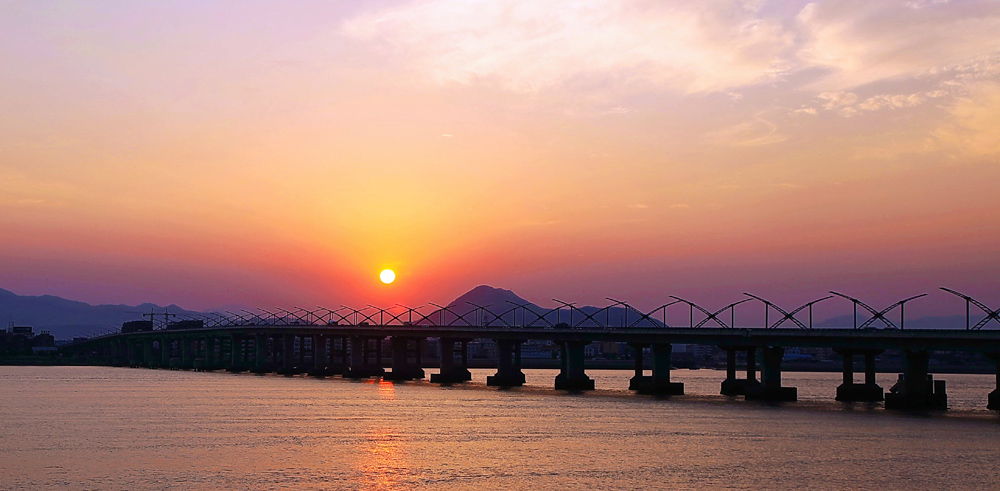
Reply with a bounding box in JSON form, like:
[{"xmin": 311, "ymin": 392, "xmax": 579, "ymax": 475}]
[
  {"xmin": 343, "ymin": 0, "xmax": 1000, "ymax": 100},
  {"xmin": 706, "ymin": 115, "xmax": 787, "ymax": 146},
  {"xmin": 341, "ymin": 0, "xmax": 793, "ymax": 94},
  {"xmin": 796, "ymin": 1, "xmax": 1000, "ymax": 90}
]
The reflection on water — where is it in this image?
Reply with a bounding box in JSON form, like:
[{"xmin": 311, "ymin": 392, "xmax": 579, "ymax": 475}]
[
  {"xmin": 358, "ymin": 426, "xmax": 406, "ymax": 491},
  {"xmin": 376, "ymin": 379, "xmax": 396, "ymax": 400},
  {"xmin": 1, "ymin": 366, "xmax": 998, "ymax": 490}
]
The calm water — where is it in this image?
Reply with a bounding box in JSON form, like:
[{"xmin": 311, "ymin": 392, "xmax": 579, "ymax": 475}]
[{"xmin": 2, "ymin": 366, "xmax": 999, "ymax": 490}]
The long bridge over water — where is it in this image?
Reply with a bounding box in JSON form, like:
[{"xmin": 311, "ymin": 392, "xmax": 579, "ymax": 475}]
[{"xmin": 61, "ymin": 289, "xmax": 1000, "ymax": 411}]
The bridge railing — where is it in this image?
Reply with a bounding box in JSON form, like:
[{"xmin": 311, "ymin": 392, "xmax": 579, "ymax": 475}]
[{"xmin": 78, "ymin": 288, "xmax": 1000, "ymax": 339}]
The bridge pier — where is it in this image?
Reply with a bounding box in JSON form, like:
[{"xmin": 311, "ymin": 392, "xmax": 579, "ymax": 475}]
[
  {"xmin": 227, "ymin": 335, "xmax": 248, "ymax": 372},
  {"xmin": 745, "ymin": 346, "xmax": 797, "ymax": 401},
  {"xmin": 250, "ymin": 334, "xmax": 271, "ymax": 374},
  {"xmin": 177, "ymin": 337, "xmax": 195, "ymax": 369},
  {"xmin": 555, "ymin": 341, "xmax": 595, "ymax": 391},
  {"xmin": 308, "ymin": 335, "xmax": 333, "ymax": 376},
  {"xmin": 142, "ymin": 338, "xmax": 155, "ymax": 368},
  {"xmin": 630, "ymin": 343, "xmax": 683, "ymax": 395},
  {"xmin": 720, "ymin": 346, "xmax": 761, "ymax": 396},
  {"xmin": 487, "ymin": 339, "xmax": 526, "ymax": 387},
  {"xmin": 329, "ymin": 336, "xmax": 348, "ymax": 375},
  {"xmin": 432, "ymin": 338, "xmax": 473, "ymax": 384},
  {"xmin": 385, "ymin": 336, "xmax": 426, "ymax": 381},
  {"xmin": 834, "ymin": 349, "xmax": 884, "ymax": 402},
  {"xmin": 885, "ymin": 350, "xmax": 947, "ymax": 410},
  {"xmin": 988, "ymin": 353, "xmax": 1000, "ymax": 410},
  {"xmin": 628, "ymin": 343, "xmax": 649, "ymax": 390},
  {"xmin": 194, "ymin": 337, "xmax": 214, "ymax": 371},
  {"xmin": 112, "ymin": 338, "xmax": 128, "ymax": 367},
  {"xmin": 345, "ymin": 336, "xmax": 385, "ymax": 378},
  {"xmin": 277, "ymin": 334, "xmax": 303, "ymax": 375},
  {"xmin": 127, "ymin": 338, "xmax": 141, "ymax": 367},
  {"xmin": 159, "ymin": 338, "xmax": 170, "ymax": 368}
]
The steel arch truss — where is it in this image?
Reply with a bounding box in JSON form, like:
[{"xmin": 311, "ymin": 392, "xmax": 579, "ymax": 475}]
[
  {"xmin": 743, "ymin": 293, "xmax": 833, "ymax": 329},
  {"xmin": 829, "ymin": 291, "xmax": 928, "ymax": 330},
  {"xmin": 668, "ymin": 296, "xmax": 752, "ymax": 328},
  {"xmin": 940, "ymin": 288, "xmax": 1000, "ymax": 330}
]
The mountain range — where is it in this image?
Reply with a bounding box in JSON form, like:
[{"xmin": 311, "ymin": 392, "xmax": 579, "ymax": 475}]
[{"xmin": 0, "ymin": 285, "xmax": 984, "ymax": 340}]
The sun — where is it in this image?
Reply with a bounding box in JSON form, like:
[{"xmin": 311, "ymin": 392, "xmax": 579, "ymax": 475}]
[{"xmin": 379, "ymin": 269, "xmax": 396, "ymax": 284}]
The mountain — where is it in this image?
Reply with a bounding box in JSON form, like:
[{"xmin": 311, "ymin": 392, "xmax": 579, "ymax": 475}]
[
  {"xmin": 0, "ymin": 288, "xmax": 200, "ymax": 340},
  {"xmin": 444, "ymin": 285, "xmax": 664, "ymax": 327}
]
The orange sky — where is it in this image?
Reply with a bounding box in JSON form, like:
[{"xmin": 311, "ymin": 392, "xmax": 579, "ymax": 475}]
[{"xmin": 1, "ymin": 1, "xmax": 999, "ymax": 317}]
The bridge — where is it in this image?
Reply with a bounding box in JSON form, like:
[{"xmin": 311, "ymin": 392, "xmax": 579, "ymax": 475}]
[{"xmin": 61, "ymin": 289, "xmax": 1000, "ymax": 411}]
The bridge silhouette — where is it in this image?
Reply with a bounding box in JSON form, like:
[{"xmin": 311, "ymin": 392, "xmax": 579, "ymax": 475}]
[{"xmin": 62, "ymin": 288, "xmax": 1000, "ymax": 411}]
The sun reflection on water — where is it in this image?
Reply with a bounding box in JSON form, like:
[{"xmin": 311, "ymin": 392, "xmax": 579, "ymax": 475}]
[
  {"xmin": 357, "ymin": 426, "xmax": 406, "ymax": 491},
  {"xmin": 376, "ymin": 379, "xmax": 395, "ymax": 400}
]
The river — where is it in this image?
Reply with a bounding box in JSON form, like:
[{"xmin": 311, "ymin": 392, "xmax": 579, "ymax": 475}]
[{"xmin": 1, "ymin": 366, "xmax": 998, "ymax": 489}]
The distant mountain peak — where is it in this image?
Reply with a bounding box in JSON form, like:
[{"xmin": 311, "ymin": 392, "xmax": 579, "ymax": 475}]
[
  {"xmin": 451, "ymin": 285, "xmax": 532, "ymax": 308},
  {"xmin": 0, "ymin": 288, "xmax": 200, "ymax": 339}
]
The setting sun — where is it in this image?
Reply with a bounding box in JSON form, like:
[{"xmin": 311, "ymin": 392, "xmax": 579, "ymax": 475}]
[{"xmin": 379, "ymin": 269, "xmax": 396, "ymax": 284}]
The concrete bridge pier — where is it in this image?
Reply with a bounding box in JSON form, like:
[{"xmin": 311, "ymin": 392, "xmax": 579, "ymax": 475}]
[
  {"xmin": 251, "ymin": 334, "xmax": 272, "ymax": 373},
  {"xmin": 628, "ymin": 343, "xmax": 650, "ymax": 390},
  {"xmin": 988, "ymin": 353, "xmax": 1000, "ymax": 410},
  {"xmin": 345, "ymin": 336, "xmax": 385, "ymax": 378},
  {"xmin": 277, "ymin": 334, "xmax": 302, "ymax": 375},
  {"xmin": 487, "ymin": 339, "xmax": 526, "ymax": 387},
  {"xmin": 159, "ymin": 338, "xmax": 171, "ymax": 368},
  {"xmin": 308, "ymin": 335, "xmax": 333, "ymax": 376},
  {"xmin": 112, "ymin": 338, "xmax": 128, "ymax": 367},
  {"xmin": 165, "ymin": 338, "xmax": 181, "ymax": 369},
  {"xmin": 191, "ymin": 338, "xmax": 205, "ymax": 371},
  {"xmin": 332, "ymin": 336, "xmax": 349, "ymax": 375},
  {"xmin": 745, "ymin": 346, "xmax": 797, "ymax": 401},
  {"xmin": 885, "ymin": 350, "xmax": 947, "ymax": 410},
  {"xmin": 649, "ymin": 343, "xmax": 684, "ymax": 395},
  {"xmin": 126, "ymin": 339, "xmax": 140, "ymax": 367},
  {"xmin": 385, "ymin": 337, "xmax": 426, "ymax": 381},
  {"xmin": 431, "ymin": 337, "xmax": 473, "ymax": 383},
  {"xmin": 834, "ymin": 349, "xmax": 884, "ymax": 402},
  {"xmin": 194, "ymin": 337, "xmax": 213, "ymax": 371},
  {"xmin": 226, "ymin": 335, "xmax": 244, "ymax": 372},
  {"xmin": 720, "ymin": 347, "xmax": 761, "ymax": 396},
  {"xmin": 555, "ymin": 341, "xmax": 595, "ymax": 391},
  {"xmin": 176, "ymin": 337, "xmax": 195, "ymax": 370},
  {"xmin": 142, "ymin": 338, "xmax": 155, "ymax": 368}
]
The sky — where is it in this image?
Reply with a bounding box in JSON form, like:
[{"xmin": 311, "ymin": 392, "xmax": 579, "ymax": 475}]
[{"xmin": 1, "ymin": 0, "xmax": 999, "ymax": 322}]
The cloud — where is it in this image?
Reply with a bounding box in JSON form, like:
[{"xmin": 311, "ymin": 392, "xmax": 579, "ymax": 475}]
[
  {"xmin": 806, "ymin": 88, "xmax": 950, "ymax": 116},
  {"xmin": 341, "ymin": 0, "xmax": 793, "ymax": 94},
  {"xmin": 818, "ymin": 91, "xmax": 857, "ymax": 110},
  {"xmin": 706, "ymin": 115, "xmax": 787, "ymax": 146},
  {"xmin": 796, "ymin": 1, "xmax": 1000, "ymax": 90},
  {"xmin": 342, "ymin": 0, "xmax": 1000, "ymax": 100},
  {"xmin": 933, "ymin": 82, "xmax": 1000, "ymax": 156},
  {"xmin": 857, "ymin": 90, "xmax": 946, "ymax": 111}
]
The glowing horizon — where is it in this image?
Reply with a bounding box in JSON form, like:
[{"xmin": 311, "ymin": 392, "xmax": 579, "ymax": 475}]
[{"xmin": 1, "ymin": 1, "xmax": 999, "ymax": 317}]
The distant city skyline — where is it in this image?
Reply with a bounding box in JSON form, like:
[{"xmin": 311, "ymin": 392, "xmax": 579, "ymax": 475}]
[{"xmin": 2, "ymin": 1, "xmax": 999, "ymax": 316}]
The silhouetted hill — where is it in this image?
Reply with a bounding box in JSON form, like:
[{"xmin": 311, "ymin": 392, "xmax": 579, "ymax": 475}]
[
  {"xmin": 445, "ymin": 285, "xmax": 664, "ymax": 327},
  {"xmin": 0, "ymin": 288, "xmax": 199, "ymax": 339}
]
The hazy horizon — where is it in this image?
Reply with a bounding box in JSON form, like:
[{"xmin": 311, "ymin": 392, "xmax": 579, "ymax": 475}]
[{"xmin": 2, "ymin": 1, "xmax": 999, "ymax": 318}]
